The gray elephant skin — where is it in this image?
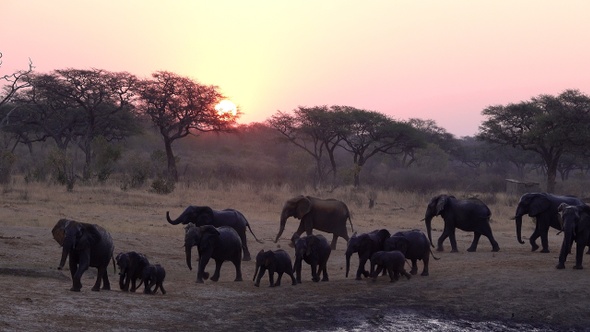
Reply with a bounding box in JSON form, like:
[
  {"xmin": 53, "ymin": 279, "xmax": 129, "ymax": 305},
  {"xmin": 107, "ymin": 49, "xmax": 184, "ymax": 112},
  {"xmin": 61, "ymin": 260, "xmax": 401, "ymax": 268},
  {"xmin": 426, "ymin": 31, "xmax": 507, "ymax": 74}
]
[
  {"xmin": 167, "ymin": 206, "xmax": 262, "ymax": 261},
  {"xmin": 142, "ymin": 264, "xmax": 166, "ymax": 294},
  {"xmin": 384, "ymin": 229, "xmax": 438, "ymax": 276},
  {"xmin": 345, "ymin": 229, "xmax": 391, "ymax": 280},
  {"xmin": 275, "ymin": 195, "xmax": 354, "ymax": 250},
  {"xmin": 425, "ymin": 194, "xmax": 500, "ymax": 252},
  {"xmin": 116, "ymin": 251, "xmax": 150, "ymax": 292},
  {"xmin": 293, "ymin": 234, "xmax": 332, "ymax": 283},
  {"xmin": 514, "ymin": 192, "xmax": 584, "ymax": 253},
  {"xmin": 184, "ymin": 224, "xmax": 243, "ymax": 283},
  {"xmin": 253, "ymin": 249, "xmax": 296, "ymax": 287},
  {"xmin": 556, "ymin": 203, "xmax": 590, "ymax": 269},
  {"xmin": 53, "ymin": 219, "xmax": 114, "ymax": 292},
  {"xmin": 369, "ymin": 251, "xmax": 411, "ymax": 282}
]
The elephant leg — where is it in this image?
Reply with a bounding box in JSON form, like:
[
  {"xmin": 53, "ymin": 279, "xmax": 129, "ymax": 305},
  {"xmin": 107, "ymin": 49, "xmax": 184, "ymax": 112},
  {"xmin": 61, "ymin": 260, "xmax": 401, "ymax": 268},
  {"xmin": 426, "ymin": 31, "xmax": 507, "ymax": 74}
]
[
  {"xmin": 119, "ymin": 274, "xmax": 127, "ymax": 291},
  {"xmin": 233, "ymin": 259, "xmax": 243, "ymax": 282},
  {"xmin": 467, "ymin": 232, "xmax": 481, "ymax": 252},
  {"xmin": 320, "ymin": 263, "xmax": 329, "ymax": 282},
  {"xmin": 197, "ymin": 256, "xmax": 211, "ymax": 283},
  {"xmin": 437, "ymin": 228, "xmax": 450, "ymax": 252},
  {"xmin": 159, "ymin": 282, "xmax": 166, "ymax": 295},
  {"xmin": 101, "ymin": 268, "xmax": 111, "ymax": 290},
  {"xmin": 311, "ymin": 264, "xmax": 319, "ymax": 282},
  {"xmin": 402, "ymin": 269, "xmax": 412, "ymax": 280},
  {"xmin": 275, "ymin": 272, "xmax": 283, "ymax": 286},
  {"xmin": 289, "ymin": 271, "xmax": 297, "ymax": 285},
  {"xmin": 357, "ymin": 255, "xmax": 368, "ymax": 280},
  {"xmin": 421, "ymin": 255, "xmax": 429, "ymax": 276},
  {"xmin": 294, "ymin": 259, "xmax": 302, "ymax": 283},
  {"xmin": 210, "ymin": 260, "xmax": 223, "ymax": 282},
  {"xmin": 539, "ymin": 225, "xmax": 551, "ymax": 253},
  {"xmin": 529, "ymin": 225, "xmax": 541, "ymax": 252},
  {"xmin": 92, "ymin": 267, "xmax": 105, "ymax": 291},
  {"xmin": 409, "ymin": 259, "xmax": 418, "ymax": 275},
  {"xmin": 330, "ymin": 234, "xmax": 338, "ymax": 250},
  {"xmin": 575, "ymin": 240, "xmax": 586, "ymax": 269},
  {"xmin": 240, "ymin": 234, "xmax": 251, "ymax": 261},
  {"xmin": 448, "ymin": 230, "xmax": 459, "ymax": 252}
]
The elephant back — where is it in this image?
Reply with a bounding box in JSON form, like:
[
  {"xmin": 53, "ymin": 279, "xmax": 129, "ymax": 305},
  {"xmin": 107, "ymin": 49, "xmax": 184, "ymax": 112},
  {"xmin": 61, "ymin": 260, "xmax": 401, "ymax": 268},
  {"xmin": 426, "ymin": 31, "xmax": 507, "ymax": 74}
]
[
  {"xmin": 215, "ymin": 226, "xmax": 243, "ymax": 257},
  {"xmin": 88, "ymin": 224, "xmax": 114, "ymax": 268}
]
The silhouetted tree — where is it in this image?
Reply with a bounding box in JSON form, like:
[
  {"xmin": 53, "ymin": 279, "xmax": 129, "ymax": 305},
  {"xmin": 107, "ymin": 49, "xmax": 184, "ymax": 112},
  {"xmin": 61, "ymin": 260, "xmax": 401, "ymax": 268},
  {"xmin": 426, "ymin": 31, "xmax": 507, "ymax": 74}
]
[
  {"xmin": 478, "ymin": 89, "xmax": 590, "ymax": 192},
  {"xmin": 136, "ymin": 71, "xmax": 233, "ymax": 181}
]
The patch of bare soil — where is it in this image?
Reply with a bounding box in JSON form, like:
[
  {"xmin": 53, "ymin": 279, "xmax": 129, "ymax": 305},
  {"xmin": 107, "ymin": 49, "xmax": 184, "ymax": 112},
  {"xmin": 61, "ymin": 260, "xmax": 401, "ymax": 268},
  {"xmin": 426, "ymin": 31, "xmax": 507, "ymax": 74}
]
[{"xmin": 1, "ymin": 202, "xmax": 589, "ymax": 331}]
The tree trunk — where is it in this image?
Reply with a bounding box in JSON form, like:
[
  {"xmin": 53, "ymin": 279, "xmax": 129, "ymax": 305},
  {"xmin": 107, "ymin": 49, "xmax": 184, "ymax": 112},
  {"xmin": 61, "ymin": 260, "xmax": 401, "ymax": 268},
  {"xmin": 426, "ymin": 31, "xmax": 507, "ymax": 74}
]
[{"xmin": 164, "ymin": 138, "xmax": 178, "ymax": 182}]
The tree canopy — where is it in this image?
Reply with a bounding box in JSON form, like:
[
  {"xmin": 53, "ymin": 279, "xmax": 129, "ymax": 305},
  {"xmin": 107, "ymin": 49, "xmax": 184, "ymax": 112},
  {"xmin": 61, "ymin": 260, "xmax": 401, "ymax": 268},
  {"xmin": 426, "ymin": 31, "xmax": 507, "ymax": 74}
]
[{"xmin": 478, "ymin": 89, "xmax": 590, "ymax": 192}]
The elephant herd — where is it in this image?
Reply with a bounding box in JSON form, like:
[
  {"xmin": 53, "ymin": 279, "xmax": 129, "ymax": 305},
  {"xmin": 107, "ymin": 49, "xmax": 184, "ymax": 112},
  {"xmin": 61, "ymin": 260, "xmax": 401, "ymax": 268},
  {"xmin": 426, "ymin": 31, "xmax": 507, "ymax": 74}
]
[{"xmin": 52, "ymin": 192, "xmax": 590, "ymax": 292}]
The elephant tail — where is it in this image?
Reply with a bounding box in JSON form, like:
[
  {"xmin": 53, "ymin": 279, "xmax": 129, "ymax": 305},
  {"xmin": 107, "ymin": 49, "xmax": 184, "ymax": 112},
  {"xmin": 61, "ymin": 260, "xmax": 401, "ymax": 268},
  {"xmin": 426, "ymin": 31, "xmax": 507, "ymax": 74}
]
[
  {"xmin": 246, "ymin": 222, "xmax": 264, "ymax": 244},
  {"xmin": 348, "ymin": 215, "xmax": 354, "ymax": 233},
  {"xmin": 111, "ymin": 255, "xmax": 116, "ymax": 274}
]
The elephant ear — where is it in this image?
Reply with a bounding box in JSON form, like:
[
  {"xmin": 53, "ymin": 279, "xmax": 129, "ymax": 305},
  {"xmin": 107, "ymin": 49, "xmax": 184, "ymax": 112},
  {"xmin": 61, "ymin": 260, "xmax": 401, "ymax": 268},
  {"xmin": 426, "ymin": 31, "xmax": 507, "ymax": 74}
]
[
  {"xmin": 529, "ymin": 195, "xmax": 550, "ymax": 216},
  {"xmin": 435, "ymin": 195, "xmax": 448, "ymax": 215},
  {"xmin": 52, "ymin": 219, "xmax": 71, "ymax": 246},
  {"xmin": 265, "ymin": 251, "xmax": 275, "ymax": 266},
  {"xmin": 306, "ymin": 236, "xmax": 319, "ymax": 256},
  {"xmin": 197, "ymin": 207, "xmax": 215, "ymax": 225},
  {"xmin": 396, "ymin": 237, "xmax": 410, "ymax": 254},
  {"xmin": 295, "ymin": 197, "xmax": 312, "ymax": 219},
  {"xmin": 200, "ymin": 226, "xmax": 221, "ymax": 252},
  {"xmin": 75, "ymin": 223, "xmax": 100, "ymax": 250}
]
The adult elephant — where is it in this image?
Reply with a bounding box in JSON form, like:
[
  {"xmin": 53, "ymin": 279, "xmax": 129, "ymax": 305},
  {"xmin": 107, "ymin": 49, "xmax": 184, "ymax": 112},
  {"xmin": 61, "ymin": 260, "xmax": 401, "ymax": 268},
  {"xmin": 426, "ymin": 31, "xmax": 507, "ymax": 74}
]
[
  {"xmin": 54, "ymin": 219, "xmax": 115, "ymax": 292},
  {"xmin": 167, "ymin": 206, "xmax": 262, "ymax": 261},
  {"xmin": 345, "ymin": 229, "xmax": 391, "ymax": 280},
  {"xmin": 184, "ymin": 224, "xmax": 243, "ymax": 283},
  {"xmin": 274, "ymin": 195, "xmax": 354, "ymax": 250},
  {"xmin": 514, "ymin": 193, "xmax": 584, "ymax": 253},
  {"xmin": 424, "ymin": 194, "xmax": 500, "ymax": 252},
  {"xmin": 384, "ymin": 229, "xmax": 438, "ymax": 276},
  {"xmin": 556, "ymin": 203, "xmax": 590, "ymax": 269}
]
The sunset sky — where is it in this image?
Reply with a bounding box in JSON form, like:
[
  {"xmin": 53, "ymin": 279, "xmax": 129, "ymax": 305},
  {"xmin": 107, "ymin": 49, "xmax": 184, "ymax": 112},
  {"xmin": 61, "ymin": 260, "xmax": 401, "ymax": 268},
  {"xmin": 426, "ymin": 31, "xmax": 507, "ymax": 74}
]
[{"xmin": 2, "ymin": 1, "xmax": 590, "ymax": 137}]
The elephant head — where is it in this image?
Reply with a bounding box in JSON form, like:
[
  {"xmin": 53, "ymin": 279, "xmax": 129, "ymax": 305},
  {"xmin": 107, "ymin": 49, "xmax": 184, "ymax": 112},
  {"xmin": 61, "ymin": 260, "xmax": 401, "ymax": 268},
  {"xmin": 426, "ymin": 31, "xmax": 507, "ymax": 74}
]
[
  {"xmin": 252, "ymin": 250, "xmax": 273, "ymax": 283},
  {"xmin": 275, "ymin": 195, "xmax": 312, "ymax": 243},
  {"xmin": 184, "ymin": 224, "xmax": 220, "ymax": 272},
  {"xmin": 344, "ymin": 232, "xmax": 360, "ymax": 278},
  {"xmin": 558, "ymin": 203, "xmax": 589, "ymax": 253},
  {"xmin": 167, "ymin": 206, "xmax": 214, "ymax": 226},
  {"xmin": 514, "ymin": 193, "xmax": 550, "ymax": 244},
  {"xmin": 59, "ymin": 222, "xmax": 100, "ymax": 269},
  {"xmin": 424, "ymin": 195, "xmax": 451, "ymax": 248}
]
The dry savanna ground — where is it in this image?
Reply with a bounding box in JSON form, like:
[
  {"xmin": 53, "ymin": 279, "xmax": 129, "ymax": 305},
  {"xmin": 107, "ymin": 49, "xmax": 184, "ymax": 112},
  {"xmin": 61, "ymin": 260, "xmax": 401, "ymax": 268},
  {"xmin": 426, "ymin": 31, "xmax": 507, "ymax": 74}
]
[{"xmin": 0, "ymin": 180, "xmax": 589, "ymax": 331}]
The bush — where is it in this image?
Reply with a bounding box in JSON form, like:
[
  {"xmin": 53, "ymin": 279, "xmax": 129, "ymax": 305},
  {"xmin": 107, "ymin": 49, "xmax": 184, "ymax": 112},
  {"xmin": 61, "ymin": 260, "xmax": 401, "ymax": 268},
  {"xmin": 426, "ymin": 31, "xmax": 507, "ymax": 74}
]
[{"xmin": 150, "ymin": 176, "xmax": 175, "ymax": 194}]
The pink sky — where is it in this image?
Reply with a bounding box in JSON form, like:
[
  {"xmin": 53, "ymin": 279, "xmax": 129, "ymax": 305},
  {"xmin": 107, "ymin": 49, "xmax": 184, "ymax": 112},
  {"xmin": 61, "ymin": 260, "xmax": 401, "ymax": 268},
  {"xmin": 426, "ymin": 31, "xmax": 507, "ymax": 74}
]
[{"xmin": 2, "ymin": 1, "xmax": 590, "ymax": 137}]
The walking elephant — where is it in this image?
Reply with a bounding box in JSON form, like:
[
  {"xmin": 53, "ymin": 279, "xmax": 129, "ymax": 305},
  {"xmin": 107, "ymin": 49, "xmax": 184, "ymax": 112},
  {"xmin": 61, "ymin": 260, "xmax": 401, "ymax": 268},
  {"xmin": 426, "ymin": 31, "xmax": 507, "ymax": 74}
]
[
  {"xmin": 184, "ymin": 224, "xmax": 243, "ymax": 283},
  {"xmin": 167, "ymin": 206, "xmax": 262, "ymax": 261},
  {"xmin": 116, "ymin": 251, "xmax": 150, "ymax": 292},
  {"xmin": 293, "ymin": 234, "xmax": 332, "ymax": 283},
  {"xmin": 384, "ymin": 229, "xmax": 438, "ymax": 276},
  {"xmin": 274, "ymin": 195, "xmax": 354, "ymax": 250},
  {"xmin": 54, "ymin": 219, "xmax": 114, "ymax": 292},
  {"xmin": 369, "ymin": 251, "xmax": 411, "ymax": 282},
  {"xmin": 556, "ymin": 203, "xmax": 590, "ymax": 269},
  {"xmin": 142, "ymin": 264, "xmax": 167, "ymax": 295},
  {"xmin": 424, "ymin": 194, "xmax": 500, "ymax": 252},
  {"xmin": 514, "ymin": 193, "xmax": 584, "ymax": 253},
  {"xmin": 345, "ymin": 229, "xmax": 391, "ymax": 280},
  {"xmin": 253, "ymin": 249, "xmax": 296, "ymax": 287}
]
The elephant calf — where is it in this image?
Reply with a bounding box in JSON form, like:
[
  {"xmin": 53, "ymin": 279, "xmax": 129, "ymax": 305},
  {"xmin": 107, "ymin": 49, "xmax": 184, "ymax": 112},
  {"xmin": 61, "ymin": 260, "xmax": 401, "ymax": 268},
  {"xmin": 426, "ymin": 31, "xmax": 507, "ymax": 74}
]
[
  {"xmin": 370, "ymin": 251, "xmax": 411, "ymax": 282},
  {"xmin": 345, "ymin": 229, "xmax": 391, "ymax": 280},
  {"xmin": 253, "ymin": 249, "xmax": 296, "ymax": 287},
  {"xmin": 116, "ymin": 251, "xmax": 150, "ymax": 292},
  {"xmin": 142, "ymin": 264, "xmax": 166, "ymax": 295},
  {"xmin": 293, "ymin": 234, "xmax": 332, "ymax": 283}
]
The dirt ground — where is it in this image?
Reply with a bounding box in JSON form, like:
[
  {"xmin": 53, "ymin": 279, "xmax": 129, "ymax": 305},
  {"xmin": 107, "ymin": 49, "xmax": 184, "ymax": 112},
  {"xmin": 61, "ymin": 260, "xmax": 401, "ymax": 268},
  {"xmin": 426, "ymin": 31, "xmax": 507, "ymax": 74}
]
[{"xmin": 1, "ymin": 185, "xmax": 589, "ymax": 331}]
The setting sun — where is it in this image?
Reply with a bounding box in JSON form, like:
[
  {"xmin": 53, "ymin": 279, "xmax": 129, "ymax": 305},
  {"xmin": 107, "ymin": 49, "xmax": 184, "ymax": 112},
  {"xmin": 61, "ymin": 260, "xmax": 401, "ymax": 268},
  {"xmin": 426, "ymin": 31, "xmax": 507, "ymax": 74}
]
[{"xmin": 215, "ymin": 99, "xmax": 238, "ymax": 117}]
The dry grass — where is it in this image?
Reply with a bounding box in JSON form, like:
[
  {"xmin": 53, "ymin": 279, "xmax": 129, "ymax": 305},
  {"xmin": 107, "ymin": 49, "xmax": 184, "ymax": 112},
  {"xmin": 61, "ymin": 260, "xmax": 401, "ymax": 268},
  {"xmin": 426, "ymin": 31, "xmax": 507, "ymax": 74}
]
[{"xmin": 0, "ymin": 179, "xmax": 587, "ymax": 331}]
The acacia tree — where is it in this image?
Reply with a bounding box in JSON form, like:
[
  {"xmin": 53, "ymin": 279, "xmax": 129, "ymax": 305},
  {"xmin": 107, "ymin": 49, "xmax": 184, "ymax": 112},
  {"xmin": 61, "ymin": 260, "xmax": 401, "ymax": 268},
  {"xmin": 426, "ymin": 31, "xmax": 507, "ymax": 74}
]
[
  {"xmin": 478, "ymin": 89, "xmax": 590, "ymax": 192},
  {"xmin": 136, "ymin": 71, "xmax": 232, "ymax": 181},
  {"xmin": 13, "ymin": 69, "xmax": 139, "ymax": 182},
  {"xmin": 336, "ymin": 107, "xmax": 424, "ymax": 187},
  {"xmin": 268, "ymin": 106, "xmax": 343, "ymax": 188}
]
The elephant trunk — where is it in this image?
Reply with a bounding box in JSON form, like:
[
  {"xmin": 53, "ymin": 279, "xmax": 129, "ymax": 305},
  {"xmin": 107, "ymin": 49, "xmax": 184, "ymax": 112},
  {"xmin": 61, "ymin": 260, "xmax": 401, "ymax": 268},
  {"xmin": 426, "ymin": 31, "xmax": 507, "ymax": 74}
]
[
  {"xmin": 185, "ymin": 246, "xmax": 193, "ymax": 271},
  {"xmin": 424, "ymin": 214, "xmax": 435, "ymax": 248},
  {"xmin": 345, "ymin": 253, "xmax": 352, "ymax": 278},
  {"xmin": 58, "ymin": 247, "xmax": 69, "ymax": 270},
  {"xmin": 515, "ymin": 215, "xmax": 525, "ymax": 244},
  {"xmin": 274, "ymin": 216, "xmax": 287, "ymax": 243},
  {"xmin": 166, "ymin": 211, "xmax": 183, "ymax": 225},
  {"xmin": 253, "ymin": 262, "xmax": 260, "ymax": 282}
]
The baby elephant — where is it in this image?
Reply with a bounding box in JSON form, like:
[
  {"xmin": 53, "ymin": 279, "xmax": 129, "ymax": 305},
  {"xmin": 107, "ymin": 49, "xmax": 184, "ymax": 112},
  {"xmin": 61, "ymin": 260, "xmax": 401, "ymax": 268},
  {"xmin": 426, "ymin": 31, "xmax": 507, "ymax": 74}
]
[
  {"xmin": 142, "ymin": 264, "xmax": 166, "ymax": 295},
  {"xmin": 253, "ymin": 249, "xmax": 296, "ymax": 287},
  {"xmin": 370, "ymin": 251, "xmax": 411, "ymax": 282},
  {"xmin": 293, "ymin": 234, "xmax": 332, "ymax": 283},
  {"xmin": 116, "ymin": 251, "xmax": 150, "ymax": 292}
]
